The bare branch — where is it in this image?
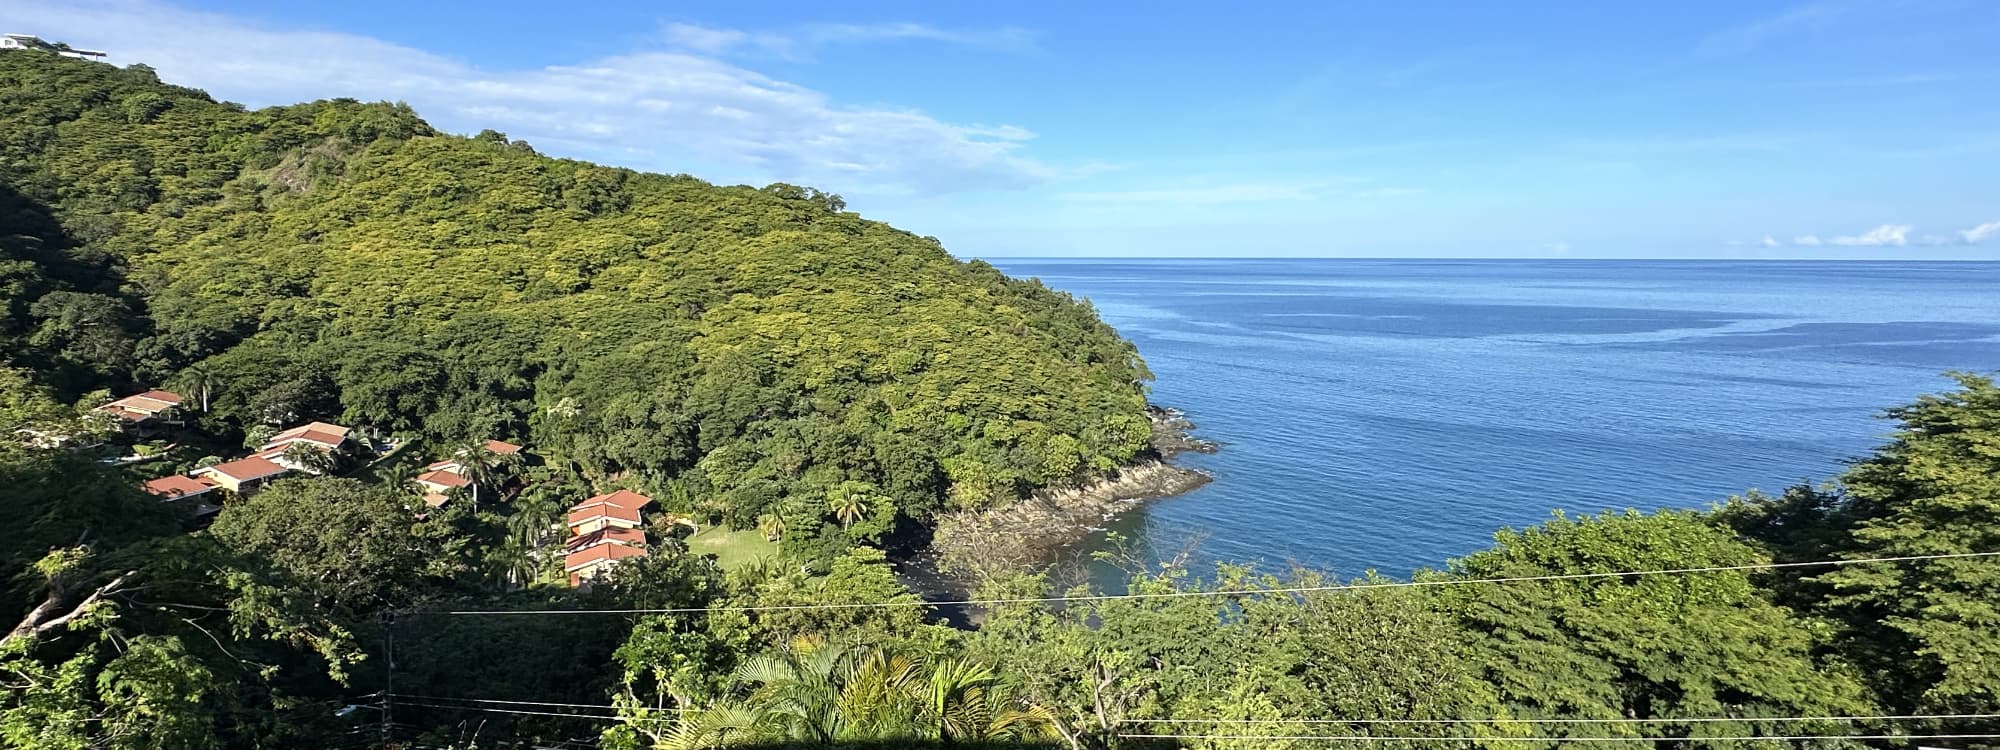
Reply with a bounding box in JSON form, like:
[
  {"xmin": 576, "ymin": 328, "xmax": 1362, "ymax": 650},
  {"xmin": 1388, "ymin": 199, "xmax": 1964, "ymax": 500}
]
[{"xmin": 4, "ymin": 570, "xmax": 138, "ymax": 646}]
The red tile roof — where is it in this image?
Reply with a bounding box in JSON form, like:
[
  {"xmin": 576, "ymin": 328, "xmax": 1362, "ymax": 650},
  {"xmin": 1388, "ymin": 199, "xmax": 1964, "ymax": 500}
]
[
  {"xmin": 143, "ymin": 474, "xmax": 214, "ymax": 499},
  {"xmin": 198, "ymin": 456, "xmax": 289, "ymax": 482},
  {"xmin": 567, "ymin": 501, "xmax": 644, "ymax": 527},
  {"xmin": 484, "ymin": 439, "xmax": 523, "ymax": 455},
  {"xmin": 565, "ymin": 527, "xmax": 647, "ymax": 552},
  {"xmin": 264, "ymin": 421, "xmax": 350, "ymax": 449},
  {"xmin": 98, "ymin": 390, "xmax": 183, "ymax": 418},
  {"xmin": 583, "ymin": 489, "xmax": 653, "ymax": 512},
  {"xmin": 415, "ymin": 469, "xmax": 470, "ymax": 489},
  {"xmin": 564, "ymin": 543, "xmax": 647, "ymax": 572}
]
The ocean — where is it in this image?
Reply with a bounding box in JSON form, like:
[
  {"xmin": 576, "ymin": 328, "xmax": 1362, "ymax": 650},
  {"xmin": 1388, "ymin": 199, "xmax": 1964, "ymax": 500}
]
[{"xmin": 988, "ymin": 259, "xmax": 2000, "ymax": 579}]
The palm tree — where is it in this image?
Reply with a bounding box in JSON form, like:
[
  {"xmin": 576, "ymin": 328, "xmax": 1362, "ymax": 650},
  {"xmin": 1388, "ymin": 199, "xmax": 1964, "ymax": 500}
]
[
  {"xmin": 281, "ymin": 441, "xmax": 335, "ymax": 474},
  {"xmin": 382, "ymin": 459, "xmax": 424, "ymax": 500},
  {"xmin": 922, "ymin": 659, "xmax": 1057, "ymax": 742},
  {"xmin": 171, "ymin": 363, "xmax": 222, "ymax": 414},
  {"xmin": 507, "ymin": 487, "xmax": 566, "ymax": 548},
  {"xmin": 488, "ymin": 536, "xmax": 543, "ymax": 589},
  {"xmin": 828, "ymin": 491, "xmax": 868, "ymax": 528},
  {"xmin": 730, "ymin": 637, "xmax": 873, "ymax": 742},
  {"xmin": 755, "ymin": 512, "xmax": 786, "ymax": 542},
  {"xmin": 450, "ymin": 438, "xmax": 519, "ymax": 510},
  {"xmin": 703, "ymin": 638, "xmax": 1054, "ymax": 744}
]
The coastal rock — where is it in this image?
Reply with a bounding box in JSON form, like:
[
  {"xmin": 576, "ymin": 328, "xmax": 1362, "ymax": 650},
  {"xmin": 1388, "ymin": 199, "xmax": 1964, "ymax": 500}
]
[
  {"xmin": 930, "ymin": 458, "xmax": 1211, "ymax": 581},
  {"xmin": 1149, "ymin": 405, "xmax": 1220, "ymax": 458}
]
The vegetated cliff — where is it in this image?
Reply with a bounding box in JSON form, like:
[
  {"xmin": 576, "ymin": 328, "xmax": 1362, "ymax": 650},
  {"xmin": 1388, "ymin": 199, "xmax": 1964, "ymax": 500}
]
[
  {"xmin": 928, "ymin": 406, "xmax": 1218, "ymax": 580},
  {"xmin": 0, "ymin": 50, "xmax": 1156, "ymax": 540}
]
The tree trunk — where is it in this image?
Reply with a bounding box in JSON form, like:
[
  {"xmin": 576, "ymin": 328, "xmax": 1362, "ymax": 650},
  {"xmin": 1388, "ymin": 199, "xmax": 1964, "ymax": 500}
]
[{"xmin": 5, "ymin": 570, "xmax": 137, "ymax": 646}]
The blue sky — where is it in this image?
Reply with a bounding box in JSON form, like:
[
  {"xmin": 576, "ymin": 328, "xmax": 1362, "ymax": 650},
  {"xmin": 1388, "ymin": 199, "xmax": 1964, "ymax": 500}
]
[{"xmin": 10, "ymin": 1, "xmax": 2000, "ymax": 258}]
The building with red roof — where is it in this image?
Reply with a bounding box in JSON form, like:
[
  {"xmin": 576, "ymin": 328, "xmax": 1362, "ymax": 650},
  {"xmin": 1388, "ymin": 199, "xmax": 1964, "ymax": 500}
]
[
  {"xmin": 143, "ymin": 474, "xmax": 216, "ymax": 500},
  {"xmin": 567, "ymin": 501, "xmax": 644, "ymax": 535},
  {"xmin": 414, "ymin": 469, "xmax": 470, "ymax": 508},
  {"xmin": 582, "ymin": 489, "xmax": 653, "ymax": 512},
  {"xmin": 565, "ymin": 542, "xmax": 647, "ymax": 586},
  {"xmin": 191, "ymin": 455, "xmax": 289, "ymax": 494},
  {"xmin": 559, "ymin": 488, "xmax": 655, "ymax": 586},
  {"xmin": 253, "ymin": 421, "xmax": 351, "ymax": 473},
  {"xmin": 96, "ymin": 389, "xmax": 184, "ymax": 434},
  {"xmin": 565, "ymin": 526, "xmax": 647, "ymax": 554},
  {"xmin": 413, "ymin": 438, "xmax": 527, "ymax": 507}
]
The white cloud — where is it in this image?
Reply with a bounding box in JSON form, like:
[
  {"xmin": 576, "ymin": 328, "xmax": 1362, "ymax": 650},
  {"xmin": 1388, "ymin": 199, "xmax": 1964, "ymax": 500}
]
[
  {"xmin": 1793, "ymin": 235, "xmax": 1823, "ymax": 246},
  {"xmin": 1829, "ymin": 224, "xmax": 1911, "ymax": 247},
  {"xmin": 661, "ymin": 22, "xmax": 753, "ymax": 55},
  {"xmin": 1760, "ymin": 235, "xmax": 1781, "ymax": 248},
  {"xmin": 14, "ymin": 1, "xmax": 1053, "ymax": 195},
  {"xmin": 659, "ymin": 20, "xmax": 1037, "ymax": 60},
  {"xmin": 801, "ymin": 23, "xmax": 1038, "ymax": 53},
  {"xmin": 1959, "ymin": 220, "xmax": 2000, "ymax": 244}
]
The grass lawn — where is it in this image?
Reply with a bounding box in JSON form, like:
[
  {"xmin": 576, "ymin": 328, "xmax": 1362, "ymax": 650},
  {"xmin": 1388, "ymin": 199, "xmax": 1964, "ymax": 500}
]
[{"xmin": 686, "ymin": 525, "xmax": 778, "ymax": 571}]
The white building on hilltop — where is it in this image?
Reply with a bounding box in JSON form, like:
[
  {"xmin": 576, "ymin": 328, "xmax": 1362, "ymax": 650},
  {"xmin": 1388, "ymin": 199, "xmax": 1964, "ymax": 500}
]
[{"xmin": 1, "ymin": 34, "xmax": 107, "ymax": 60}]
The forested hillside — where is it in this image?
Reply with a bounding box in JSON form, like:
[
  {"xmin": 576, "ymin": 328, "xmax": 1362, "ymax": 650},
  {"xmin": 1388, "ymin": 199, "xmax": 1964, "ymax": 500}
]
[
  {"xmin": 0, "ymin": 51, "xmax": 1153, "ymax": 536},
  {"xmin": 4, "ymin": 49, "xmax": 1997, "ymax": 750}
]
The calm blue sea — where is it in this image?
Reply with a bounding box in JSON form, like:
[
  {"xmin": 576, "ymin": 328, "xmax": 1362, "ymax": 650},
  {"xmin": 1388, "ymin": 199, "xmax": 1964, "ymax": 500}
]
[{"xmin": 989, "ymin": 259, "xmax": 2000, "ymax": 579}]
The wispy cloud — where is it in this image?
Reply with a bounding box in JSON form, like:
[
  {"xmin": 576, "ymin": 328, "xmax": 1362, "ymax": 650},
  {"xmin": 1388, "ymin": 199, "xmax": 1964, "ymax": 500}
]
[
  {"xmin": 1960, "ymin": 220, "xmax": 2000, "ymax": 245},
  {"xmin": 1829, "ymin": 224, "xmax": 1911, "ymax": 247},
  {"xmin": 15, "ymin": 1, "xmax": 1053, "ymax": 195},
  {"xmin": 1696, "ymin": 1, "xmax": 1856, "ymax": 58},
  {"xmin": 1746, "ymin": 220, "xmax": 2000, "ymax": 249},
  {"xmin": 661, "ymin": 22, "xmax": 752, "ymax": 55},
  {"xmin": 660, "ymin": 20, "xmax": 1038, "ymax": 60}
]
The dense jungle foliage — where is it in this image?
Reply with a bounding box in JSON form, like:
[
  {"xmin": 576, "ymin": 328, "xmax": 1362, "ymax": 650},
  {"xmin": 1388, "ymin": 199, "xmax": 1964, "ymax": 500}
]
[
  {"xmin": 0, "ymin": 50, "xmax": 1155, "ymax": 538},
  {"xmin": 3, "ymin": 50, "xmax": 1997, "ymax": 750}
]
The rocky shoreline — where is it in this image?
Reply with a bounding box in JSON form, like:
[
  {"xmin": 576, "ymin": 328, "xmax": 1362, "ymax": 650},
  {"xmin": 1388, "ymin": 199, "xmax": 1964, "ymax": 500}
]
[{"xmin": 912, "ymin": 406, "xmax": 1217, "ymax": 594}]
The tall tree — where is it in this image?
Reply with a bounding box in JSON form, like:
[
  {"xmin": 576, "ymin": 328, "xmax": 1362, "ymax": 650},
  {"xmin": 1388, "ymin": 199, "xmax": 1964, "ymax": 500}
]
[
  {"xmin": 1808, "ymin": 373, "xmax": 2000, "ymax": 712},
  {"xmin": 170, "ymin": 362, "xmax": 221, "ymax": 413}
]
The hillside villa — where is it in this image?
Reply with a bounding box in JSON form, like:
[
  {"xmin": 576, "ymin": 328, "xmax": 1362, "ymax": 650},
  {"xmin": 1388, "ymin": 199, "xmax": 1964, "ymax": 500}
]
[
  {"xmin": 139, "ymin": 419, "xmax": 357, "ymax": 501},
  {"xmin": 252, "ymin": 421, "xmax": 350, "ymax": 473},
  {"xmin": 0, "ymin": 33, "xmax": 107, "ymax": 60},
  {"xmin": 189, "ymin": 455, "xmax": 289, "ymax": 494},
  {"xmin": 96, "ymin": 389, "xmax": 185, "ymax": 435},
  {"xmin": 563, "ymin": 543, "xmax": 648, "ymax": 585},
  {"xmin": 414, "ymin": 439, "xmax": 523, "ymax": 507},
  {"xmin": 142, "ymin": 474, "xmax": 215, "ymax": 501},
  {"xmin": 564, "ymin": 489, "xmax": 654, "ymax": 585}
]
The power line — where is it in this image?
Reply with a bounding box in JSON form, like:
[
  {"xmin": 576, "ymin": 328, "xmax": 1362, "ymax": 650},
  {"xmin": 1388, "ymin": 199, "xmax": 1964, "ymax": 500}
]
[
  {"xmin": 396, "ymin": 701, "xmax": 675, "ymax": 723},
  {"xmin": 1116, "ymin": 734, "xmax": 2000, "ymax": 743},
  {"xmin": 388, "ymin": 694, "xmax": 689, "ymax": 713},
  {"xmin": 432, "ymin": 550, "xmax": 2000, "ymax": 616},
  {"xmin": 1127, "ymin": 712, "xmax": 2000, "ymax": 725}
]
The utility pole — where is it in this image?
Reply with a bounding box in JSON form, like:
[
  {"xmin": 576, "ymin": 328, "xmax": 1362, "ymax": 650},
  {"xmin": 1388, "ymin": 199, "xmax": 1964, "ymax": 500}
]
[{"xmin": 380, "ymin": 608, "xmax": 396, "ymax": 749}]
